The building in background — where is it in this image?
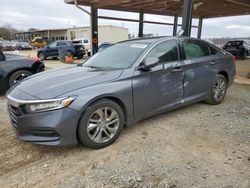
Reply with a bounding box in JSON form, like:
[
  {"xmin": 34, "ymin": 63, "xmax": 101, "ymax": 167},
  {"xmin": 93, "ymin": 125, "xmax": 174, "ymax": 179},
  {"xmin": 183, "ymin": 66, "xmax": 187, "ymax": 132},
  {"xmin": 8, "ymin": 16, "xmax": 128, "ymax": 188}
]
[{"xmin": 15, "ymin": 25, "xmax": 128, "ymax": 44}]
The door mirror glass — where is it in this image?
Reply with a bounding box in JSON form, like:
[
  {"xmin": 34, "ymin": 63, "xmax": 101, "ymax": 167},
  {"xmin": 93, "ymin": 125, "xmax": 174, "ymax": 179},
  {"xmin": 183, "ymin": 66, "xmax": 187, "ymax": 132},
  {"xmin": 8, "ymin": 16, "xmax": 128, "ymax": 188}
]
[{"xmin": 138, "ymin": 57, "xmax": 159, "ymax": 71}]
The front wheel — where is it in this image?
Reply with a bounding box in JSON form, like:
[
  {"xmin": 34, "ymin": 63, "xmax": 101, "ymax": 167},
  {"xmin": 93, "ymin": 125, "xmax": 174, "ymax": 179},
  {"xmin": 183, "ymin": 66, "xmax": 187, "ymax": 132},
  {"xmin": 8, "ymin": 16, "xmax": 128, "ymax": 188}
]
[
  {"xmin": 38, "ymin": 52, "xmax": 46, "ymax": 60},
  {"xmin": 8, "ymin": 70, "xmax": 32, "ymax": 87},
  {"xmin": 78, "ymin": 99, "xmax": 124, "ymax": 149},
  {"xmin": 205, "ymin": 74, "xmax": 227, "ymax": 105}
]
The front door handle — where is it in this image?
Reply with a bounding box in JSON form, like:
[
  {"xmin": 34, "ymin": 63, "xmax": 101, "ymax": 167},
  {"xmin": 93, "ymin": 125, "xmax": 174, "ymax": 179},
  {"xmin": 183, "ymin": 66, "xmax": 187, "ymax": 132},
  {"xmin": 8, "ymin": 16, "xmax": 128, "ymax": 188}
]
[
  {"xmin": 209, "ymin": 61, "xmax": 217, "ymax": 65},
  {"xmin": 171, "ymin": 66, "xmax": 183, "ymax": 72}
]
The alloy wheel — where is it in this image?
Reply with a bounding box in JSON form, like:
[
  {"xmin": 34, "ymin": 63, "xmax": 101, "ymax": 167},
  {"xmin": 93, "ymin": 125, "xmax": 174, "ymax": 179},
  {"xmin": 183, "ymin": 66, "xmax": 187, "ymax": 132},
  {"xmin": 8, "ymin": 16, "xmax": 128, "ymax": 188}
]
[
  {"xmin": 87, "ymin": 107, "xmax": 120, "ymax": 144},
  {"xmin": 213, "ymin": 77, "xmax": 226, "ymax": 102},
  {"xmin": 13, "ymin": 73, "xmax": 29, "ymax": 84}
]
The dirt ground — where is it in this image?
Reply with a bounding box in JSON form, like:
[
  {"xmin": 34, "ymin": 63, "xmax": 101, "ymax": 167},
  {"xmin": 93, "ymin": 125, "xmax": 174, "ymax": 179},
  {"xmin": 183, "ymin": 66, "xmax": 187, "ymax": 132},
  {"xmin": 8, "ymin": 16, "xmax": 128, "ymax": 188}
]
[{"xmin": 0, "ymin": 51, "xmax": 249, "ymax": 188}]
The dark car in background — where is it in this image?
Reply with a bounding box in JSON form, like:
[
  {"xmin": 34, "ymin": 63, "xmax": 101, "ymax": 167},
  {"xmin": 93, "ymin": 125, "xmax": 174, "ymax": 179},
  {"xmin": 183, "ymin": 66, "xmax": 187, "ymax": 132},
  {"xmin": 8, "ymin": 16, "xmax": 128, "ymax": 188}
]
[
  {"xmin": 99, "ymin": 42, "xmax": 112, "ymax": 51},
  {"xmin": 16, "ymin": 42, "xmax": 32, "ymax": 50},
  {"xmin": 0, "ymin": 50, "xmax": 44, "ymax": 93},
  {"xmin": 223, "ymin": 40, "xmax": 250, "ymax": 60},
  {"xmin": 37, "ymin": 40, "xmax": 85, "ymax": 60},
  {"xmin": 6, "ymin": 37, "xmax": 235, "ymax": 148}
]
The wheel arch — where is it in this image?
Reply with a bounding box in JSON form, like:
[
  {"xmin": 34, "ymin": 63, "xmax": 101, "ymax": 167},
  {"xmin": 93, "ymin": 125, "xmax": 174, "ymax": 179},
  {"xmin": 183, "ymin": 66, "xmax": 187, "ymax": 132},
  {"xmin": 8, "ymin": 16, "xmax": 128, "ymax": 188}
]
[
  {"xmin": 218, "ymin": 71, "xmax": 229, "ymax": 84},
  {"xmin": 76, "ymin": 95, "xmax": 128, "ymax": 143},
  {"xmin": 78, "ymin": 95, "xmax": 128, "ymax": 124},
  {"xmin": 7, "ymin": 67, "xmax": 33, "ymax": 79}
]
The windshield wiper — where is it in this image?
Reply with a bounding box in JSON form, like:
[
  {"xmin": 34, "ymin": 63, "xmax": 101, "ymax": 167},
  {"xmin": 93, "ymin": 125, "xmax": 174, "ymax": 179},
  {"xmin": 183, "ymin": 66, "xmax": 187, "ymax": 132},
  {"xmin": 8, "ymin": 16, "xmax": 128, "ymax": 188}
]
[{"xmin": 85, "ymin": 65, "xmax": 106, "ymax": 71}]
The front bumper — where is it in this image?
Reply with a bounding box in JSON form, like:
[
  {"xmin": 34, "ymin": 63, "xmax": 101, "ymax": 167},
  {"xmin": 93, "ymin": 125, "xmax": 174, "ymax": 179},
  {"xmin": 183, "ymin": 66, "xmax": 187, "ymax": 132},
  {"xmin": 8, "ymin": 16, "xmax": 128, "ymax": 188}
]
[
  {"xmin": 7, "ymin": 96, "xmax": 79, "ymax": 146},
  {"xmin": 75, "ymin": 50, "xmax": 85, "ymax": 57}
]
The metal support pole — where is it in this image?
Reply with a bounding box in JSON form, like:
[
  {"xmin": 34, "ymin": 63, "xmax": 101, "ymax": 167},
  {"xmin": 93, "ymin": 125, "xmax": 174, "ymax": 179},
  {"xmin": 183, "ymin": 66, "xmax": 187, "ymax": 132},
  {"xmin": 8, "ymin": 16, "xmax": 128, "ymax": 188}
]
[
  {"xmin": 138, "ymin": 10, "xmax": 144, "ymax": 37},
  {"xmin": 48, "ymin": 30, "xmax": 50, "ymax": 43},
  {"xmin": 91, "ymin": 6, "xmax": 98, "ymax": 55},
  {"xmin": 197, "ymin": 17, "xmax": 203, "ymax": 39},
  {"xmin": 173, "ymin": 15, "xmax": 178, "ymax": 36},
  {"xmin": 181, "ymin": 0, "xmax": 193, "ymax": 36}
]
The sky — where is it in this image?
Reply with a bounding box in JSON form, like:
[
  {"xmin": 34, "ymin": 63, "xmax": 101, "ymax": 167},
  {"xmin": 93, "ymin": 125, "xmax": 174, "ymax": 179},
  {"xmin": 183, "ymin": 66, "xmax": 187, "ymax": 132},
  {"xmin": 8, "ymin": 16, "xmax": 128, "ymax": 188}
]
[{"xmin": 0, "ymin": 0, "xmax": 250, "ymax": 38}]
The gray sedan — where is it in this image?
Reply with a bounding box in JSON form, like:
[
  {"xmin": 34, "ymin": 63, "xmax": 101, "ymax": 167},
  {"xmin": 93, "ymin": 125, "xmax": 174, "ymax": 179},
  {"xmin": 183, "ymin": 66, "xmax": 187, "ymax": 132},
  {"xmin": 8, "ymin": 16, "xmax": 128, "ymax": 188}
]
[{"xmin": 6, "ymin": 37, "xmax": 235, "ymax": 148}]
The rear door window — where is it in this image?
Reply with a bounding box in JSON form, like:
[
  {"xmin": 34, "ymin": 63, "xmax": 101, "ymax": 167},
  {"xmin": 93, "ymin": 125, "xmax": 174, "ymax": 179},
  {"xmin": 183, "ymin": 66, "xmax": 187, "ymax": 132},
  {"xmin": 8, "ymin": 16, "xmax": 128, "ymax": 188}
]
[
  {"xmin": 146, "ymin": 40, "xmax": 179, "ymax": 63},
  {"xmin": 207, "ymin": 43, "xmax": 218, "ymax": 55},
  {"xmin": 57, "ymin": 42, "xmax": 68, "ymax": 47},
  {"xmin": 49, "ymin": 42, "xmax": 57, "ymax": 48},
  {"xmin": 183, "ymin": 39, "xmax": 210, "ymax": 59}
]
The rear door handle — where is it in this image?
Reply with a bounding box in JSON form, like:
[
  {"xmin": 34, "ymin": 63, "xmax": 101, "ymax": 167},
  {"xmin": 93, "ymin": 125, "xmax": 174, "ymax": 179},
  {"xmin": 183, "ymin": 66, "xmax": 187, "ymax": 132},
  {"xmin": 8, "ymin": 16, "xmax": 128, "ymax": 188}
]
[{"xmin": 209, "ymin": 61, "xmax": 217, "ymax": 65}]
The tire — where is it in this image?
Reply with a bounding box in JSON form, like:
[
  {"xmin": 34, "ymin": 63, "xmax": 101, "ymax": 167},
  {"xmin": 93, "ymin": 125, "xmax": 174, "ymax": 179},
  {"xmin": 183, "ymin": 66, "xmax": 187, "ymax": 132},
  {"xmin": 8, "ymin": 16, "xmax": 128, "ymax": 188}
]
[
  {"xmin": 205, "ymin": 74, "xmax": 227, "ymax": 105},
  {"xmin": 78, "ymin": 99, "xmax": 124, "ymax": 149},
  {"xmin": 77, "ymin": 55, "xmax": 83, "ymax": 59},
  {"xmin": 38, "ymin": 52, "xmax": 46, "ymax": 60},
  {"xmin": 242, "ymin": 51, "xmax": 247, "ymax": 60},
  {"xmin": 8, "ymin": 70, "xmax": 32, "ymax": 87}
]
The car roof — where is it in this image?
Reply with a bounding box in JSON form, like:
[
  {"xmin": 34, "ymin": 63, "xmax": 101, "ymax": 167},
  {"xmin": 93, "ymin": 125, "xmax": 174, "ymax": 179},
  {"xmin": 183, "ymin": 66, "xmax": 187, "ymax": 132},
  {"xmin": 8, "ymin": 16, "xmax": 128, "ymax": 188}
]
[{"xmin": 119, "ymin": 36, "xmax": 202, "ymax": 45}]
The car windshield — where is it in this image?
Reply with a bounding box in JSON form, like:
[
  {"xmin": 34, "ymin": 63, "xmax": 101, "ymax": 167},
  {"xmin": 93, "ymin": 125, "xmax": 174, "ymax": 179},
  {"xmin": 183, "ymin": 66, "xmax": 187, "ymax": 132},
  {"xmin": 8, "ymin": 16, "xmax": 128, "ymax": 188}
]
[
  {"xmin": 226, "ymin": 41, "xmax": 243, "ymax": 47},
  {"xmin": 84, "ymin": 42, "xmax": 148, "ymax": 70}
]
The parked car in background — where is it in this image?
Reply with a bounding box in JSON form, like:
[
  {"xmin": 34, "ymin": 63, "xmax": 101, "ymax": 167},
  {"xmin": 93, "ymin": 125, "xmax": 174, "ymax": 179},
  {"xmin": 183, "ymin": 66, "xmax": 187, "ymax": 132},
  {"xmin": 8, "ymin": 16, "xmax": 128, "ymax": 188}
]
[
  {"xmin": 73, "ymin": 38, "xmax": 90, "ymax": 56},
  {"xmin": 6, "ymin": 37, "xmax": 235, "ymax": 148},
  {"xmin": 223, "ymin": 40, "xmax": 250, "ymax": 60},
  {"xmin": 31, "ymin": 37, "xmax": 46, "ymax": 48},
  {"xmin": 16, "ymin": 42, "xmax": 32, "ymax": 50},
  {"xmin": 0, "ymin": 50, "xmax": 45, "ymax": 93},
  {"xmin": 99, "ymin": 42, "xmax": 112, "ymax": 51},
  {"xmin": 0, "ymin": 41, "xmax": 16, "ymax": 51},
  {"xmin": 37, "ymin": 40, "xmax": 85, "ymax": 60}
]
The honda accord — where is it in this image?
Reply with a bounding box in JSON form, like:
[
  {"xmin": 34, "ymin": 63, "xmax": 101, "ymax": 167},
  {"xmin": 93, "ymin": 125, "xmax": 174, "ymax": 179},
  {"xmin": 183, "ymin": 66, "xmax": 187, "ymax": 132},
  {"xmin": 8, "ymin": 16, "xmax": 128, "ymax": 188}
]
[{"xmin": 7, "ymin": 37, "xmax": 235, "ymax": 148}]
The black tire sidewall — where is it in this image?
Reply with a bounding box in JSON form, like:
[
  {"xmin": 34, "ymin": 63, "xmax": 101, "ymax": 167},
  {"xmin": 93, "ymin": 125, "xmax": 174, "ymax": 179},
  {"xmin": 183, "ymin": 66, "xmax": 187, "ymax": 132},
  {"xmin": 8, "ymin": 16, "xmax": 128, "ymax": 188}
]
[
  {"xmin": 78, "ymin": 99, "xmax": 124, "ymax": 149},
  {"xmin": 9, "ymin": 70, "xmax": 32, "ymax": 87},
  {"xmin": 208, "ymin": 74, "xmax": 227, "ymax": 105},
  {"xmin": 243, "ymin": 51, "xmax": 247, "ymax": 60},
  {"xmin": 38, "ymin": 52, "xmax": 46, "ymax": 60}
]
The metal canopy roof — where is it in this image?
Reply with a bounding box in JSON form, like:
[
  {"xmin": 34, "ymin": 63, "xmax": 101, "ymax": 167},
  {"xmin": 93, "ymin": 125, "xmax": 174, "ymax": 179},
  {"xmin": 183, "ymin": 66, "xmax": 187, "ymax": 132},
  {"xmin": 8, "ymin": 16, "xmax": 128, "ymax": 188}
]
[{"xmin": 65, "ymin": 0, "xmax": 250, "ymax": 18}]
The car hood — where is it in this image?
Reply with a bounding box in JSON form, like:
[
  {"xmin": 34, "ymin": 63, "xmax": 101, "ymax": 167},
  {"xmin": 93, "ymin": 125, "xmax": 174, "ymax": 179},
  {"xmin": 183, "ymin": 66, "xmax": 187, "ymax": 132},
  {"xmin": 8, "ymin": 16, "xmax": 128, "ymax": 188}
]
[
  {"xmin": 37, "ymin": 47, "xmax": 46, "ymax": 51},
  {"xmin": 15, "ymin": 66, "xmax": 123, "ymax": 99}
]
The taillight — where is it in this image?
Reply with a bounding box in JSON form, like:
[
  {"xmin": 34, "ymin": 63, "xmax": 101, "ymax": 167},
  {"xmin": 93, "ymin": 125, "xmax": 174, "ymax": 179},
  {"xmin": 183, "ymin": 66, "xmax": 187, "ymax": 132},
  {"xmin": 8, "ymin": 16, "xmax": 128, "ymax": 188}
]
[
  {"xmin": 31, "ymin": 58, "xmax": 42, "ymax": 63},
  {"xmin": 232, "ymin": 56, "xmax": 237, "ymax": 64}
]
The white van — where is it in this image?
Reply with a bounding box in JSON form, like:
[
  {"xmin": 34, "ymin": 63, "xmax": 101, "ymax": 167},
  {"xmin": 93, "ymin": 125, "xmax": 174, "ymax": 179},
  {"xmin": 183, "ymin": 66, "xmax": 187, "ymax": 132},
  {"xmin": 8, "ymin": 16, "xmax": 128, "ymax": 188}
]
[{"xmin": 73, "ymin": 38, "xmax": 91, "ymax": 56}]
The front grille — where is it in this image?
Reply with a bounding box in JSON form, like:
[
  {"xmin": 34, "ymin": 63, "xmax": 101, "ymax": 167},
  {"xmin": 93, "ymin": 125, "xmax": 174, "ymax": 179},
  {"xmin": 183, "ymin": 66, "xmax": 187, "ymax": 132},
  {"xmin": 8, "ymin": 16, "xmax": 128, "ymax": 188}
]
[{"xmin": 8, "ymin": 105, "xmax": 22, "ymax": 129}]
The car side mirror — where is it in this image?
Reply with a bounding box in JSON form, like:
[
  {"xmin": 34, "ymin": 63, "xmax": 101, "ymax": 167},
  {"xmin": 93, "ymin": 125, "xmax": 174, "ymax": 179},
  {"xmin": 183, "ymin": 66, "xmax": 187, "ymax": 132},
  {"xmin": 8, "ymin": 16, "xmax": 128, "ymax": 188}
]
[
  {"xmin": 137, "ymin": 57, "xmax": 159, "ymax": 71},
  {"xmin": 46, "ymin": 46, "xmax": 50, "ymax": 49}
]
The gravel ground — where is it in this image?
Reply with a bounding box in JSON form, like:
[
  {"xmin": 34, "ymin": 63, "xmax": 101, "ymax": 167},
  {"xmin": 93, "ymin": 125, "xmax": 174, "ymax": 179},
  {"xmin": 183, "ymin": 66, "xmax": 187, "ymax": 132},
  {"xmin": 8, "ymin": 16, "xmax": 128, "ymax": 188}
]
[
  {"xmin": 0, "ymin": 83, "xmax": 249, "ymax": 188},
  {"xmin": 0, "ymin": 50, "xmax": 249, "ymax": 187}
]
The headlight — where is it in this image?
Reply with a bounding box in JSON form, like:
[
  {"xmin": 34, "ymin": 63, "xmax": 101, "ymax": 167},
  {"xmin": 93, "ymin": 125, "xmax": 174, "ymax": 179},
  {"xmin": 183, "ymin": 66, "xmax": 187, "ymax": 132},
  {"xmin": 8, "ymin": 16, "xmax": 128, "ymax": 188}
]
[{"xmin": 25, "ymin": 97, "xmax": 75, "ymax": 113}]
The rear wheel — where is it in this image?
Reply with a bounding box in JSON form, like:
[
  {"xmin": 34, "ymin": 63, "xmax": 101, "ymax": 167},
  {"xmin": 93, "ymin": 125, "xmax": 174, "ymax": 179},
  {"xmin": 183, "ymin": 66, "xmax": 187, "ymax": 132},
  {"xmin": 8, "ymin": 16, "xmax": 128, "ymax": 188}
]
[
  {"xmin": 205, "ymin": 74, "xmax": 227, "ymax": 105},
  {"xmin": 8, "ymin": 70, "xmax": 32, "ymax": 87},
  {"xmin": 78, "ymin": 99, "xmax": 124, "ymax": 149},
  {"xmin": 242, "ymin": 51, "xmax": 247, "ymax": 60}
]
